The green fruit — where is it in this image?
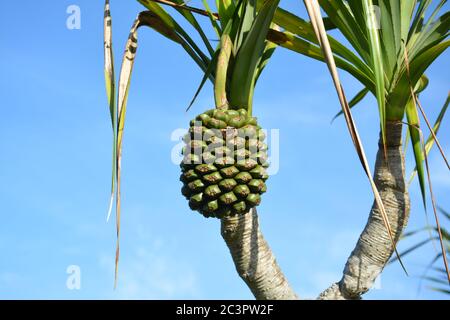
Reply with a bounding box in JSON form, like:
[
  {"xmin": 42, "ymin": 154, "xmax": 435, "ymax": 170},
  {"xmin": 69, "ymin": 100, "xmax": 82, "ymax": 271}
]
[
  {"xmin": 203, "ymin": 172, "xmax": 222, "ymax": 184},
  {"xmin": 189, "ymin": 140, "xmax": 207, "ymax": 151},
  {"xmin": 219, "ymin": 192, "xmax": 238, "ymax": 205},
  {"xmin": 235, "ymin": 148, "xmax": 251, "ymax": 160},
  {"xmin": 236, "ymin": 159, "xmax": 258, "ymax": 171},
  {"xmin": 182, "ymin": 153, "xmax": 201, "ymax": 165},
  {"xmin": 204, "ymin": 128, "xmax": 220, "ymax": 141},
  {"xmin": 249, "ymin": 166, "xmax": 269, "ymax": 180},
  {"xmin": 208, "ymin": 118, "xmax": 227, "ymax": 129},
  {"xmin": 181, "ymin": 186, "xmax": 192, "ymax": 199},
  {"xmin": 180, "ymin": 108, "xmax": 269, "ymax": 218},
  {"xmin": 195, "ymin": 164, "xmax": 217, "ymax": 174},
  {"xmin": 233, "ymin": 185, "xmax": 250, "ymax": 198},
  {"xmin": 228, "ymin": 115, "xmax": 246, "ymax": 128},
  {"xmin": 232, "ymin": 201, "xmax": 247, "ymax": 214},
  {"xmin": 238, "ymin": 109, "xmax": 248, "ymax": 117},
  {"xmin": 230, "ymin": 136, "xmax": 246, "ymax": 149},
  {"xmin": 189, "ymin": 193, "xmax": 203, "ymax": 209},
  {"xmin": 187, "ymin": 126, "xmax": 204, "ymax": 142},
  {"xmin": 253, "ymin": 151, "xmax": 268, "ymax": 165},
  {"xmin": 220, "ymin": 166, "xmax": 239, "ymax": 178},
  {"xmin": 214, "ymin": 156, "xmax": 235, "ymax": 168},
  {"xmin": 213, "ymin": 146, "xmax": 231, "ymax": 157},
  {"xmin": 196, "ymin": 113, "xmax": 211, "ymax": 123},
  {"xmin": 240, "ymin": 125, "xmax": 257, "ymax": 138},
  {"xmin": 226, "ymin": 110, "xmax": 240, "ymax": 118},
  {"xmin": 205, "ymin": 185, "xmax": 221, "ymax": 198},
  {"xmin": 219, "ymin": 178, "xmax": 237, "ymax": 191},
  {"xmin": 188, "ymin": 179, "xmax": 204, "ymax": 192},
  {"xmin": 248, "ymin": 179, "xmax": 266, "ymax": 193},
  {"xmin": 214, "ymin": 207, "xmax": 232, "ymax": 218},
  {"xmin": 213, "ymin": 110, "xmax": 229, "ymax": 122},
  {"xmin": 246, "ymin": 193, "xmax": 261, "ymax": 206},
  {"xmin": 204, "ymin": 200, "xmax": 219, "ymax": 212},
  {"xmin": 234, "ymin": 172, "xmax": 252, "ymax": 184},
  {"xmin": 181, "ymin": 169, "xmax": 198, "ymax": 182},
  {"xmin": 204, "ymin": 109, "xmax": 215, "ymax": 116},
  {"xmin": 258, "ymin": 130, "xmax": 266, "ymax": 141},
  {"xmin": 246, "ymin": 138, "xmax": 264, "ymax": 151}
]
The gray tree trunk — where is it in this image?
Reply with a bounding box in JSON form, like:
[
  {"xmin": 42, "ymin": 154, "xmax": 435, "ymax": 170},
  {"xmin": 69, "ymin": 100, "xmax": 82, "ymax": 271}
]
[
  {"xmin": 319, "ymin": 121, "xmax": 411, "ymax": 299},
  {"xmin": 221, "ymin": 208, "xmax": 298, "ymax": 299}
]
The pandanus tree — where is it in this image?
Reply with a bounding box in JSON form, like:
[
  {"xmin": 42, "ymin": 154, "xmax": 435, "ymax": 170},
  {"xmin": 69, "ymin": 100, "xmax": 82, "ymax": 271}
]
[{"xmin": 103, "ymin": 0, "xmax": 449, "ymax": 299}]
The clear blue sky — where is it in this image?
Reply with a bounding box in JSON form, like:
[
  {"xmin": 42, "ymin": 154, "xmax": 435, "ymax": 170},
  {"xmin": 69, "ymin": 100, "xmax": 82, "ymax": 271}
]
[{"xmin": 0, "ymin": 1, "xmax": 449, "ymax": 300}]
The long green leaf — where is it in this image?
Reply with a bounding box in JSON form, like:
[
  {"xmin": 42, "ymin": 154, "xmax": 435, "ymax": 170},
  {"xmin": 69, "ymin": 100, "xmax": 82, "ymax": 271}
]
[
  {"xmin": 234, "ymin": 0, "xmax": 256, "ymax": 53},
  {"xmin": 408, "ymin": 10, "xmax": 450, "ymax": 66},
  {"xmin": 408, "ymin": 0, "xmax": 431, "ymax": 41},
  {"xmin": 216, "ymin": 0, "xmax": 235, "ymax": 29},
  {"xmin": 405, "ymin": 99, "xmax": 427, "ymax": 209},
  {"xmin": 171, "ymin": 0, "xmax": 215, "ymax": 55},
  {"xmin": 138, "ymin": 0, "xmax": 211, "ymax": 64},
  {"xmin": 255, "ymin": 26, "xmax": 278, "ymax": 82},
  {"xmin": 391, "ymin": 40, "xmax": 450, "ymax": 109},
  {"xmin": 202, "ymin": 0, "xmax": 222, "ymax": 37},
  {"xmin": 378, "ymin": 0, "xmax": 396, "ymax": 81},
  {"xmin": 229, "ymin": 0, "xmax": 280, "ymax": 111},
  {"xmin": 363, "ymin": 0, "xmax": 387, "ymax": 155},
  {"xmin": 319, "ymin": 0, "xmax": 371, "ymax": 64}
]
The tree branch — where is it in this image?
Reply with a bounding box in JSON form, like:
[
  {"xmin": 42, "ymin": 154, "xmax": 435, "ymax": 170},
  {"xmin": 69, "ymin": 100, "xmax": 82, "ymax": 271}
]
[
  {"xmin": 221, "ymin": 208, "xmax": 298, "ymax": 300},
  {"xmin": 319, "ymin": 121, "xmax": 411, "ymax": 299}
]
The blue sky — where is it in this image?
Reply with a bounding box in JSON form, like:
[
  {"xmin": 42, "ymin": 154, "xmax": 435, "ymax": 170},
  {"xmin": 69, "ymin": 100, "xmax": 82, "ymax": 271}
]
[{"xmin": 0, "ymin": 1, "xmax": 449, "ymax": 300}]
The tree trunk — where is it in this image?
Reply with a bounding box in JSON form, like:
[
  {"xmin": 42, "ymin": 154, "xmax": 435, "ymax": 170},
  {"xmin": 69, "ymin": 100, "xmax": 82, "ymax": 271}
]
[
  {"xmin": 221, "ymin": 208, "xmax": 298, "ymax": 299},
  {"xmin": 319, "ymin": 121, "xmax": 411, "ymax": 299}
]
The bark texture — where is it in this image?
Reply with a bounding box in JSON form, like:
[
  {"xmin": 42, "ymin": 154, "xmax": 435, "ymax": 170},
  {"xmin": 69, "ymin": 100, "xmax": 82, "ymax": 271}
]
[
  {"xmin": 221, "ymin": 208, "xmax": 298, "ymax": 300},
  {"xmin": 320, "ymin": 121, "xmax": 410, "ymax": 300}
]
